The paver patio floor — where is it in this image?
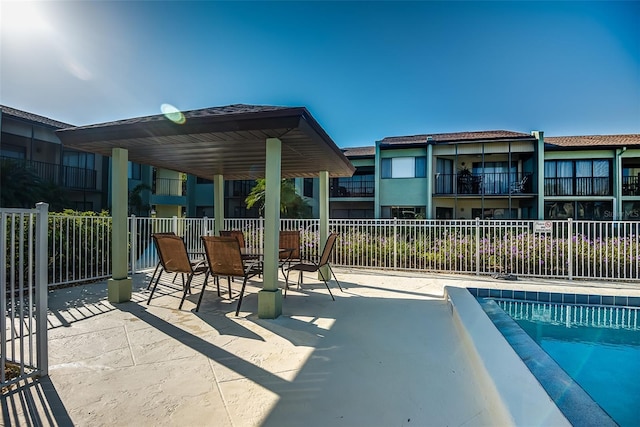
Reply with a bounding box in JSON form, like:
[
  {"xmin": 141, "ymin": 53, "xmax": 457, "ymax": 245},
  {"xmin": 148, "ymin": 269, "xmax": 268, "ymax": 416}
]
[{"xmin": 3, "ymin": 269, "xmax": 639, "ymax": 426}]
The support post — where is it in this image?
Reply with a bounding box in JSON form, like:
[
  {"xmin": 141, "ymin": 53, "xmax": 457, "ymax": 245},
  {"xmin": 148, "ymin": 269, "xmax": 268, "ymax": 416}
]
[
  {"xmin": 108, "ymin": 147, "xmax": 132, "ymax": 303},
  {"xmin": 532, "ymin": 131, "xmax": 545, "ymax": 220},
  {"xmin": 35, "ymin": 202, "xmax": 49, "ymax": 375},
  {"xmin": 258, "ymin": 138, "xmax": 282, "ymax": 318},
  {"xmin": 426, "ymin": 143, "xmax": 433, "ymax": 219},
  {"xmin": 213, "ymin": 174, "xmax": 224, "ymax": 235},
  {"xmin": 319, "ymin": 170, "xmax": 330, "ymax": 279}
]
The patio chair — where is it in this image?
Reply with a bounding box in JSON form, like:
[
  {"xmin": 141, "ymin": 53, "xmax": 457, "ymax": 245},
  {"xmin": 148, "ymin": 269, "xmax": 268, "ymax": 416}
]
[
  {"xmin": 510, "ymin": 174, "xmax": 529, "ymax": 194},
  {"xmin": 147, "ymin": 233, "xmax": 208, "ymax": 307},
  {"xmin": 284, "ymin": 232, "xmax": 342, "ymax": 300},
  {"xmin": 195, "ymin": 236, "xmax": 263, "ymax": 315},
  {"xmin": 147, "ymin": 232, "xmax": 181, "ymax": 289},
  {"xmin": 278, "ymin": 230, "xmax": 301, "ymax": 277},
  {"xmin": 221, "ymin": 229, "xmax": 260, "ymax": 262}
]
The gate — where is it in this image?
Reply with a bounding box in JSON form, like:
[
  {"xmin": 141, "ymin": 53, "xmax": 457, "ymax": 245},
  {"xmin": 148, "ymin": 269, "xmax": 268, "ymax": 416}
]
[{"xmin": 1, "ymin": 203, "xmax": 49, "ymax": 390}]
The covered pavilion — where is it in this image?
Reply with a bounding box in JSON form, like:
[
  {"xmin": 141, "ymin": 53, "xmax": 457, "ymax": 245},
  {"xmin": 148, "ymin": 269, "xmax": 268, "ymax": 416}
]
[{"xmin": 56, "ymin": 104, "xmax": 355, "ymax": 318}]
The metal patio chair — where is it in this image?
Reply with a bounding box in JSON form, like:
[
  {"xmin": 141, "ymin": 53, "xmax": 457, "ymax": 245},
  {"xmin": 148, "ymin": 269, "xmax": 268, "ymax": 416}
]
[
  {"xmin": 278, "ymin": 230, "xmax": 301, "ymax": 277},
  {"xmin": 510, "ymin": 174, "xmax": 530, "ymax": 194},
  {"xmin": 284, "ymin": 232, "xmax": 342, "ymax": 300},
  {"xmin": 194, "ymin": 236, "xmax": 263, "ymax": 315},
  {"xmin": 147, "ymin": 233, "xmax": 208, "ymax": 308}
]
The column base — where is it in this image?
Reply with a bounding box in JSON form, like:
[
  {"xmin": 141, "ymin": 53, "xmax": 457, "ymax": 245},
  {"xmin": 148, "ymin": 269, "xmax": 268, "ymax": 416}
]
[
  {"xmin": 108, "ymin": 277, "xmax": 132, "ymax": 303},
  {"xmin": 257, "ymin": 289, "xmax": 283, "ymax": 319}
]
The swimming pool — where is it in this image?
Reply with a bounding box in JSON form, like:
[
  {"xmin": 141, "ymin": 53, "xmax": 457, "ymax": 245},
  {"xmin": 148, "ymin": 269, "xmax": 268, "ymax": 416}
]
[{"xmin": 472, "ymin": 290, "xmax": 640, "ymax": 427}]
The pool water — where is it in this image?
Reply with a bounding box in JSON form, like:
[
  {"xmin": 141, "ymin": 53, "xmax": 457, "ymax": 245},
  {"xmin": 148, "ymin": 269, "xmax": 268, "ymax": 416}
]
[{"xmin": 496, "ymin": 300, "xmax": 640, "ymax": 427}]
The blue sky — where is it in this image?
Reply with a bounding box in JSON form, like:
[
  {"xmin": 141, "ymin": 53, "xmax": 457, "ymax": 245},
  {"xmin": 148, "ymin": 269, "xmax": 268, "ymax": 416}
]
[{"xmin": 1, "ymin": 1, "xmax": 638, "ymax": 148}]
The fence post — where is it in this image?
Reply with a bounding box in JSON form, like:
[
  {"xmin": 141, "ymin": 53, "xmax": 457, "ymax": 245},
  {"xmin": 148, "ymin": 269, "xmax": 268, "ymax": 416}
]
[
  {"xmin": 203, "ymin": 216, "xmax": 209, "ymax": 235},
  {"xmin": 35, "ymin": 202, "xmax": 49, "ymax": 376},
  {"xmin": 172, "ymin": 215, "xmax": 178, "ymax": 235},
  {"xmin": 567, "ymin": 218, "xmax": 573, "ymax": 280},
  {"xmin": 393, "ymin": 217, "xmax": 397, "ymax": 270},
  {"xmin": 475, "ymin": 217, "xmax": 480, "ymax": 276},
  {"xmin": 130, "ymin": 215, "xmax": 137, "ymax": 274}
]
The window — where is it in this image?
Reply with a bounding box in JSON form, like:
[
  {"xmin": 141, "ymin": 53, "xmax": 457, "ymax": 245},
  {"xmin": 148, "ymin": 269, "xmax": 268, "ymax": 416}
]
[
  {"xmin": 381, "ymin": 157, "xmax": 426, "ymax": 178},
  {"xmin": 0, "ymin": 143, "xmax": 26, "ymax": 159},
  {"xmin": 545, "ymin": 201, "xmax": 612, "ymax": 220},
  {"xmin": 471, "ymin": 208, "xmax": 518, "ymax": 220},
  {"xmin": 472, "ymin": 161, "xmax": 516, "ymax": 194},
  {"xmin": 303, "ymin": 178, "xmax": 314, "ymax": 197},
  {"xmin": 63, "ymin": 150, "xmax": 95, "ymax": 169},
  {"xmin": 436, "ymin": 207, "xmax": 453, "ymax": 219},
  {"xmin": 381, "ymin": 206, "xmax": 425, "ymax": 219},
  {"xmin": 545, "ymin": 160, "xmax": 610, "ymax": 196},
  {"xmin": 128, "ymin": 162, "xmax": 141, "ymax": 180}
]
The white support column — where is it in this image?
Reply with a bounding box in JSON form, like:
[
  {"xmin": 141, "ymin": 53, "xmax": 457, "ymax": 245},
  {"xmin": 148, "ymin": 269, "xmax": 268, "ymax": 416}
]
[
  {"xmin": 319, "ymin": 170, "xmax": 329, "ymax": 279},
  {"xmin": 426, "ymin": 143, "xmax": 434, "ymax": 219},
  {"xmin": 614, "ymin": 148, "xmax": 625, "ymax": 220},
  {"xmin": 532, "ymin": 131, "xmax": 545, "ymax": 220},
  {"xmin": 108, "ymin": 147, "xmax": 132, "ymax": 303},
  {"xmin": 258, "ymin": 137, "xmax": 282, "ymax": 318},
  {"xmin": 213, "ymin": 174, "xmax": 224, "ymax": 235}
]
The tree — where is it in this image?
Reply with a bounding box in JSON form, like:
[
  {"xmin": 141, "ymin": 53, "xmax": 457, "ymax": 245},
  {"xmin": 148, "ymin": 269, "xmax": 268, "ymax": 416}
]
[
  {"xmin": 1, "ymin": 158, "xmax": 45, "ymax": 208},
  {"xmin": 0, "ymin": 158, "xmax": 70, "ymax": 210},
  {"xmin": 245, "ymin": 179, "xmax": 311, "ymax": 218},
  {"xmin": 128, "ymin": 183, "xmax": 151, "ymax": 215}
]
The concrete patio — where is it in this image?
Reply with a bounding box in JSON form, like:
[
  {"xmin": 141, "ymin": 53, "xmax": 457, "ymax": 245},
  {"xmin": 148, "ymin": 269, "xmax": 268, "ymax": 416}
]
[{"xmin": 3, "ymin": 268, "xmax": 639, "ymax": 426}]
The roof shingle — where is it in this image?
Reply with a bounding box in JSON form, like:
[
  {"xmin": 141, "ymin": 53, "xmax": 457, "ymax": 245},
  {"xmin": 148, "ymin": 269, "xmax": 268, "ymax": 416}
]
[
  {"xmin": 545, "ymin": 134, "xmax": 640, "ymax": 148},
  {"xmin": 0, "ymin": 105, "xmax": 74, "ymax": 129},
  {"xmin": 380, "ymin": 130, "xmax": 534, "ymax": 146}
]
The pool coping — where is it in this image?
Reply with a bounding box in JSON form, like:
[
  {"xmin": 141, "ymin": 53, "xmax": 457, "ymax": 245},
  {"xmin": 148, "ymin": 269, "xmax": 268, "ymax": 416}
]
[
  {"xmin": 445, "ymin": 286, "xmax": 571, "ymax": 426},
  {"xmin": 477, "ymin": 297, "xmax": 618, "ymax": 427}
]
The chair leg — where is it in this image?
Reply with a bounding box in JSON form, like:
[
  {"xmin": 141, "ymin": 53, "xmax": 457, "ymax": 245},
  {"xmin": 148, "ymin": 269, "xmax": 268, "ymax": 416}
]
[
  {"xmin": 146, "ymin": 270, "xmax": 164, "ymax": 305},
  {"xmin": 284, "ymin": 269, "xmax": 290, "ymax": 298},
  {"xmin": 227, "ymin": 277, "xmax": 232, "ymax": 298},
  {"xmin": 195, "ymin": 272, "xmax": 210, "ymax": 312},
  {"xmin": 318, "ymin": 269, "xmax": 335, "ymax": 301},
  {"xmin": 328, "ymin": 264, "xmax": 343, "ymax": 292},
  {"xmin": 235, "ymin": 277, "xmax": 249, "ymax": 316},
  {"xmin": 147, "ymin": 262, "xmax": 161, "ymax": 289},
  {"xmin": 179, "ymin": 272, "xmax": 197, "ymax": 310}
]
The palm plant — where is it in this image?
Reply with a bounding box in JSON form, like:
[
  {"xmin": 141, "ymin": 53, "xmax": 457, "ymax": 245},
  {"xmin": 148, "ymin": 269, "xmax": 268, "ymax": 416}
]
[
  {"xmin": 0, "ymin": 158, "xmax": 45, "ymax": 208},
  {"xmin": 245, "ymin": 179, "xmax": 311, "ymax": 218}
]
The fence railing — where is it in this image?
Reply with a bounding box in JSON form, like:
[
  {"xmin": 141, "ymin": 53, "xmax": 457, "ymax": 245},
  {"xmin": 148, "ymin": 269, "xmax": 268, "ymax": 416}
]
[
  {"xmin": 13, "ymin": 215, "xmax": 640, "ymax": 288},
  {"xmin": 1, "ymin": 204, "xmax": 49, "ymax": 389}
]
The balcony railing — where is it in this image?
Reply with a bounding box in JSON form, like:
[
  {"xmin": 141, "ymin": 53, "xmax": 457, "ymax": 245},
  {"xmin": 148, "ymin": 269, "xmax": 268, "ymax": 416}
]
[
  {"xmin": 435, "ymin": 172, "xmax": 532, "ymax": 195},
  {"xmin": 622, "ymin": 176, "xmax": 640, "ymax": 196},
  {"xmin": 153, "ymin": 178, "xmax": 186, "ymax": 196},
  {"xmin": 544, "ymin": 177, "xmax": 611, "ymax": 196},
  {"xmin": 1, "ymin": 156, "xmax": 97, "ymax": 190},
  {"xmin": 330, "ymin": 181, "xmax": 375, "ymax": 197}
]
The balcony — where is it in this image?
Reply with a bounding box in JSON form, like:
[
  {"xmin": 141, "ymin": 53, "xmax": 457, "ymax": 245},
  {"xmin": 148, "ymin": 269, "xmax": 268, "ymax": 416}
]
[
  {"xmin": 434, "ymin": 172, "xmax": 532, "ymax": 196},
  {"xmin": 622, "ymin": 176, "xmax": 640, "ymax": 196},
  {"xmin": 330, "ymin": 179, "xmax": 374, "ymax": 198},
  {"xmin": 153, "ymin": 178, "xmax": 186, "ymax": 196},
  {"xmin": 1, "ymin": 156, "xmax": 97, "ymax": 190},
  {"xmin": 544, "ymin": 177, "xmax": 611, "ymax": 197}
]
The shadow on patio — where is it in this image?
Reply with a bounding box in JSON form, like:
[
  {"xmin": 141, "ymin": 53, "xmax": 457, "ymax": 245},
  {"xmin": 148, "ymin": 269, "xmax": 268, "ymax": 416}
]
[{"xmin": 4, "ymin": 269, "xmax": 497, "ymax": 427}]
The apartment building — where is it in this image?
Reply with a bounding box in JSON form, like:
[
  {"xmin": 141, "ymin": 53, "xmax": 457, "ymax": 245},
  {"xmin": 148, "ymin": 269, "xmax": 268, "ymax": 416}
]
[
  {"xmin": 0, "ymin": 105, "xmax": 106, "ymax": 211},
  {"xmin": 328, "ymin": 131, "xmax": 640, "ymax": 220},
  {"xmin": 3, "ymin": 105, "xmax": 639, "ymax": 221}
]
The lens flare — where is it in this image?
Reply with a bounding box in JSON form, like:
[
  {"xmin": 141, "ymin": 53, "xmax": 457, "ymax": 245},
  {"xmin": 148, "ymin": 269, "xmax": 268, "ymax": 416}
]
[{"xmin": 161, "ymin": 104, "xmax": 186, "ymax": 124}]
